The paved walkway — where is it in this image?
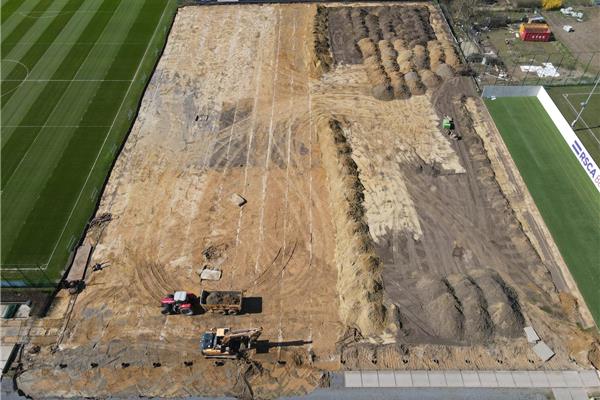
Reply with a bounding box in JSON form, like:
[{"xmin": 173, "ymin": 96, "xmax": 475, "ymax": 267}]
[{"xmin": 343, "ymin": 370, "xmax": 600, "ymax": 389}]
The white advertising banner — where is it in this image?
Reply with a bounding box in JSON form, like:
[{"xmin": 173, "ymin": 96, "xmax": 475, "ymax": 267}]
[
  {"xmin": 483, "ymin": 85, "xmax": 600, "ymax": 193},
  {"xmin": 536, "ymin": 87, "xmax": 600, "ymax": 193}
]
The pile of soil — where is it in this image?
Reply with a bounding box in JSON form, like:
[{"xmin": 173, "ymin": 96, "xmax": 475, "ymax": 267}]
[
  {"xmin": 311, "ymin": 5, "xmax": 333, "ymax": 77},
  {"xmin": 317, "ymin": 118, "xmax": 385, "ymax": 335},
  {"xmin": 405, "ymin": 269, "xmax": 525, "ymax": 343},
  {"xmin": 324, "ymin": 5, "xmax": 464, "ymax": 100},
  {"xmin": 205, "ymin": 292, "xmax": 240, "ymax": 305}
]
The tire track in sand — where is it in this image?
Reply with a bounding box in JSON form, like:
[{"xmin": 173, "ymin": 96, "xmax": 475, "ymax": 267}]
[
  {"xmin": 276, "ymin": 8, "xmax": 297, "ymax": 360},
  {"xmin": 253, "ymin": 6, "xmax": 282, "ymax": 274}
]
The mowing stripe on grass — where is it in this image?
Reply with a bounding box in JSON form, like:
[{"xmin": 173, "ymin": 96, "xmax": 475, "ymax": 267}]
[
  {"xmin": 1, "ymin": 0, "xmax": 108, "ymax": 143},
  {"xmin": 45, "ymin": 0, "xmax": 172, "ymax": 273},
  {"xmin": 1, "ymin": 0, "xmax": 53, "ymax": 54},
  {"xmin": 1, "ymin": 0, "xmax": 70, "ymax": 66},
  {"xmin": 1, "ymin": 0, "xmax": 146, "ymax": 258},
  {"xmin": 1, "ymin": 0, "xmax": 38, "ymax": 26},
  {"xmin": 1, "ymin": 1, "xmax": 111, "ymax": 112},
  {"xmin": 1, "ymin": 0, "xmax": 174, "ymax": 283},
  {"xmin": 0, "ymin": 0, "xmax": 82, "ymax": 83},
  {"xmin": 1, "ymin": 1, "xmax": 118, "ymax": 182},
  {"xmin": 486, "ymin": 96, "xmax": 600, "ymax": 324}
]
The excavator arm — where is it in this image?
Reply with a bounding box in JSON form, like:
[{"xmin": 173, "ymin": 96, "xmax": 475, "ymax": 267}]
[{"xmin": 221, "ymin": 327, "xmax": 262, "ymax": 345}]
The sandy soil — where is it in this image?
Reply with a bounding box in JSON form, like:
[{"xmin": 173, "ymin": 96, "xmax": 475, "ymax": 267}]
[
  {"xmin": 17, "ymin": 3, "xmax": 596, "ymax": 399},
  {"xmin": 19, "ymin": 5, "xmax": 342, "ymax": 398}
]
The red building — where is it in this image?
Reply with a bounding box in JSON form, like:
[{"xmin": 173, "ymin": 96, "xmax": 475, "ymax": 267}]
[{"xmin": 519, "ymin": 23, "xmax": 552, "ymax": 42}]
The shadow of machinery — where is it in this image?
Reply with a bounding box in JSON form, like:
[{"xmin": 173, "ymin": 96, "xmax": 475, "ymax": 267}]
[{"xmin": 254, "ymin": 339, "xmax": 312, "ymax": 354}]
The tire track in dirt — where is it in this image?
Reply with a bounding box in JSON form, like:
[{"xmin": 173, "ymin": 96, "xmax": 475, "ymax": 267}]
[
  {"xmin": 155, "ymin": 15, "xmax": 219, "ymax": 262},
  {"xmin": 134, "ymin": 260, "xmax": 173, "ymax": 303},
  {"xmin": 132, "ymin": 16, "xmax": 215, "ymax": 336},
  {"xmin": 232, "ymin": 39, "xmax": 266, "ymax": 277},
  {"xmin": 183, "ymin": 8, "xmax": 248, "ymax": 273},
  {"xmin": 276, "ymin": 8, "xmax": 297, "ymax": 359},
  {"xmin": 306, "ymin": 5, "xmax": 315, "ymax": 353},
  {"xmin": 254, "ymin": 6, "xmax": 283, "ymax": 274},
  {"xmin": 205, "ymin": 18, "xmax": 264, "ymax": 271},
  {"xmin": 199, "ymin": 9, "xmax": 243, "ymax": 172}
]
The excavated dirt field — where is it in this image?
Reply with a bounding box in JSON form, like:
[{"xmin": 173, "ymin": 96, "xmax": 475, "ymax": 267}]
[{"xmin": 17, "ymin": 3, "xmax": 597, "ymax": 399}]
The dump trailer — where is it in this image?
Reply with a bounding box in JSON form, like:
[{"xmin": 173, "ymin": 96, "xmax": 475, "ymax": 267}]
[
  {"xmin": 63, "ymin": 244, "xmax": 93, "ymax": 294},
  {"xmin": 160, "ymin": 291, "xmax": 196, "ymax": 315},
  {"xmin": 200, "ymin": 327, "xmax": 262, "ymax": 359},
  {"xmin": 200, "ymin": 290, "xmax": 243, "ymax": 315}
]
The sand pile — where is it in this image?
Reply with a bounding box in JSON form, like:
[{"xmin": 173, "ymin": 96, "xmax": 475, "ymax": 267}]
[
  {"xmin": 317, "ymin": 118, "xmax": 385, "ymax": 335},
  {"xmin": 442, "ymin": 43, "xmax": 461, "ymax": 68},
  {"xmin": 311, "ymin": 5, "xmax": 333, "ymax": 77},
  {"xmin": 412, "ymin": 45, "xmax": 429, "ymax": 70},
  {"xmin": 350, "ymin": 9, "xmax": 368, "ymax": 39},
  {"xmin": 389, "ymin": 70, "xmax": 410, "ymax": 99},
  {"xmin": 357, "ymin": 37, "xmax": 377, "ymax": 58},
  {"xmin": 324, "ymin": 5, "xmax": 465, "ymax": 100},
  {"xmin": 404, "ymin": 71, "xmax": 426, "ymax": 96},
  {"xmin": 402, "ymin": 269, "xmax": 524, "ymax": 343},
  {"xmin": 427, "ymin": 40, "xmax": 444, "ymax": 69},
  {"xmin": 419, "ymin": 69, "xmax": 441, "ymax": 89},
  {"xmin": 365, "ymin": 14, "xmax": 381, "ymax": 42}
]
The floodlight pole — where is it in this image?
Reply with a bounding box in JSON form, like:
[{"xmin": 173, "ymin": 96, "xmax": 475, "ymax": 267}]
[{"xmin": 571, "ymin": 77, "xmax": 600, "ymax": 128}]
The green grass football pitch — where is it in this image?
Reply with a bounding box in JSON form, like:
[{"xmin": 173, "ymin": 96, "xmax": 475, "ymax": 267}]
[
  {"xmin": 547, "ymin": 85, "xmax": 600, "ymax": 165},
  {"xmin": 1, "ymin": 0, "xmax": 176, "ymax": 286},
  {"xmin": 485, "ymin": 96, "xmax": 600, "ymax": 325}
]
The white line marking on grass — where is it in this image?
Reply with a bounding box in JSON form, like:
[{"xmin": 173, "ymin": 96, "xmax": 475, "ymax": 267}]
[
  {"xmin": 17, "ymin": 9, "xmax": 114, "ymax": 19},
  {"xmin": 563, "ymin": 92, "xmax": 600, "ymax": 96},
  {"xmin": 562, "ymin": 93, "xmax": 600, "ymax": 147},
  {"xmin": 2, "ymin": 47, "xmax": 98, "ymax": 186},
  {"xmin": 45, "ymin": 2, "xmax": 172, "ymax": 270},
  {"xmin": 0, "ymin": 59, "xmax": 29, "ymax": 97},
  {"xmin": 0, "ymin": 264, "xmax": 48, "ymax": 271}
]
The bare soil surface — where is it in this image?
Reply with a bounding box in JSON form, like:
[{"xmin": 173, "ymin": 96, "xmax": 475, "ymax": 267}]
[
  {"xmin": 17, "ymin": 3, "xmax": 596, "ymax": 399},
  {"xmin": 19, "ymin": 5, "xmax": 342, "ymax": 398}
]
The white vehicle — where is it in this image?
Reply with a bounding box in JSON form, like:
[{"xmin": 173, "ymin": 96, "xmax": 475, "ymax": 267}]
[{"xmin": 563, "ymin": 25, "xmax": 574, "ymax": 32}]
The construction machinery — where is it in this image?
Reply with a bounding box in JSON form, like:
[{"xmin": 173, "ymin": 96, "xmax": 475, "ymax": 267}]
[
  {"xmin": 199, "ymin": 290, "xmax": 243, "ymax": 315},
  {"xmin": 200, "ymin": 327, "xmax": 262, "ymax": 359},
  {"xmin": 160, "ymin": 291, "xmax": 196, "ymax": 316},
  {"xmin": 442, "ymin": 116, "xmax": 460, "ymax": 140}
]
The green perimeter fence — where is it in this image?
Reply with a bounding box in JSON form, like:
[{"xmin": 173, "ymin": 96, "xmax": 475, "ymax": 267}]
[
  {"xmin": 475, "ymin": 51, "xmax": 600, "ymax": 88},
  {"xmin": 0, "ymin": 0, "xmax": 178, "ymax": 289}
]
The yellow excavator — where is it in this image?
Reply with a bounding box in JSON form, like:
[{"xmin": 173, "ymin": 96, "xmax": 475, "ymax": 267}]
[{"xmin": 200, "ymin": 327, "xmax": 262, "ymax": 359}]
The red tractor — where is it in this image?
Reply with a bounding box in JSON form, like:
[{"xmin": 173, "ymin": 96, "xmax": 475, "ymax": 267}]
[{"xmin": 160, "ymin": 291, "xmax": 196, "ymax": 316}]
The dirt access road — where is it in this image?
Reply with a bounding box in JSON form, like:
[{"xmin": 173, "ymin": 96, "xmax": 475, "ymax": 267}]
[{"xmin": 18, "ymin": 3, "xmax": 597, "ymax": 399}]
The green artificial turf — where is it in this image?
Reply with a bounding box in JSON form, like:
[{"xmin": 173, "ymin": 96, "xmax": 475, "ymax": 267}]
[
  {"xmin": 1, "ymin": 0, "xmax": 177, "ymax": 286},
  {"xmin": 486, "ymin": 96, "xmax": 600, "ymax": 325},
  {"xmin": 546, "ymin": 85, "xmax": 600, "ymax": 166}
]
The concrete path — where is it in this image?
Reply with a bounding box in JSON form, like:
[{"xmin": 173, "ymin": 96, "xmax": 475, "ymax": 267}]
[
  {"xmin": 343, "ymin": 370, "xmax": 600, "ymax": 389},
  {"xmin": 342, "ymin": 370, "xmax": 600, "ymax": 400}
]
